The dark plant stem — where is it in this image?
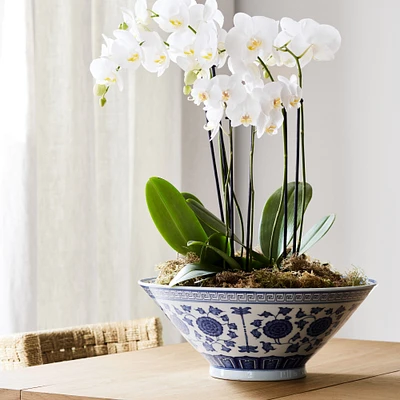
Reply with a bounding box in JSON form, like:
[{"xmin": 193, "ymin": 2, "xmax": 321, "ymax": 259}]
[
  {"xmin": 292, "ymin": 106, "xmax": 301, "ymax": 254},
  {"xmin": 257, "ymin": 56, "xmax": 275, "ymax": 82},
  {"xmin": 219, "ymin": 129, "xmax": 231, "ymax": 225},
  {"xmin": 298, "ymin": 100, "xmax": 306, "ymax": 250},
  {"xmin": 206, "ymin": 128, "xmax": 225, "ymax": 222},
  {"xmin": 282, "ymin": 109, "xmax": 288, "ymax": 259},
  {"xmin": 233, "ymin": 192, "xmax": 245, "ymax": 257},
  {"xmin": 223, "ymin": 158, "xmax": 231, "ymax": 252},
  {"xmin": 245, "ymin": 128, "xmax": 256, "ymax": 271},
  {"xmin": 229, "ymin": 121, "xmax": 234, "ymax": 257},
  {"xmin": 284, "ymin": 51, "xmax": 306, "ymax": 251}
]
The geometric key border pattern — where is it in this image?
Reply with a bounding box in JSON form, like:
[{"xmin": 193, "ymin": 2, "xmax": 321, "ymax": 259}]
[{"xmin": 142, "ymin": 282, "xmax": 375, "ymax": 304}]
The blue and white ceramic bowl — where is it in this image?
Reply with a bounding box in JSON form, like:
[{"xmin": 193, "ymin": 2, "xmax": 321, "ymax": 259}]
[{"xmin": 139, "ymin": 278, "xmax": 376, "ymax": 381}]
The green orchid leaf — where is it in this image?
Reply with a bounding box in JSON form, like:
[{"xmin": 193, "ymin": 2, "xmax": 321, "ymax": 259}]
[
  {"xmin": 259, "ymin": 182, "xmax": 312, "ymax": 262},
  {"xmin": 235, "ymin": 257, "xmax": 265, "ymax": 270},
  {"xmin": 182, "ymin": 196, "xmax": 216, "ymax": 237},
  {"xmin": 259, "ymin": 184, "xmax": 286, "ymax": 261},
  {"xmin": 169, "ymin": 263, "xmax": 223, "ymax": 287},
  {"xmin": 181, "ymin": 192, "xmax": 203, "ymax": 205},
  {"xmin": 276, "ymin": 183, "xmax": 313, "ymax": 259},
  {"xmin": 299, "ymin": 214, "xmax": 336, "ymax": 255},
  {"xmin": 185, "ymin": 198, "xmax": 268, "ymax": 266},
  {"xmin": 188, "ymin": 241, "xmax": 242, "ymax": 270},
  {"xmin": 145, "ymin": 177, "xmax": 208, "ymax": 256},
  {"xmin": 186, "ymin": 199, "xmax": 227, "ymax": 234},
  {"xmin": 186, "ymin": 199, "xmax": 241, "ymax": 242},
  {"xmin": 200, "ymin": 233, "xmax": 230, "ymax": 266}
]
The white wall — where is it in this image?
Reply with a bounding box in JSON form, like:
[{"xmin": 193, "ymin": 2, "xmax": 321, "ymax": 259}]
[{"xmin": 234, "ymin": 0, "xmax": 400, "ymax": 341}]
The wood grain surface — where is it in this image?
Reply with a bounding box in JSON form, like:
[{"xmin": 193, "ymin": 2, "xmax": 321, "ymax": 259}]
[{"xmin": 0, "ymin": 339, "xmax": 399, "ymax": 400}]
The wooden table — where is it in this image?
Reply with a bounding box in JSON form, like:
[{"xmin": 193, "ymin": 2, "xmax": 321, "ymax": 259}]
[{"xmin": 0, "ymin": 339, "xmax": 399, "ymax": 399}]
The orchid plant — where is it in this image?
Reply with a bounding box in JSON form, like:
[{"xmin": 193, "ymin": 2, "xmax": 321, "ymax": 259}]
[{"xmin": 91, "ymin": 0, "xmax": 341, "ymax": 286}]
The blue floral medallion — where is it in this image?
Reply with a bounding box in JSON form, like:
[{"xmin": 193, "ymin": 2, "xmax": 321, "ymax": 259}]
[
  {"xmin": 139, "ymin": 278, "xmax": 377, "ymax": 378},
  {"xmin": 196, "ymin": 316, "xmax": 224, "ymax": 336},
  {"xmin": 307, "ymin": 317, "xmax": 332, "ymax": 337},
  {"xmin": 263, "ymin": 320, "xmax": 293, "ymax": 339}
]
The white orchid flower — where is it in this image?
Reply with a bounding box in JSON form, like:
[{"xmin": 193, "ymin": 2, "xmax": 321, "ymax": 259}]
[
  {"xmin": 226, "ymin": 94, "xmax": 261, "ymax": 128},
  {"xmin": 274, "ymin": 18, "xmax": 312, "ymax": 67},
  {"xmin": 120, "ymin": 3, "xmax": 151, "ymax": 40},
  {"xmin": 255, "ymin": 108, "xmax": 284, "ymax": 137},
  {"xmin": 275, "ymin": 17, "xmax": 341, "ymax": 67},
  {"xmin": 215, "ymin": 27, "xmax": 228, "ymax": 68},
  {"xmin": 256, "ymin": 81, "xmax": 285, "ymax": 115},
  {"xmin": 152, "ymin": 0, "xmax": 190, "ymax": 32},
  {"xmin": 228, "ymin": 58, "xmax": 263, "ymax": 93},
  {"xmin": 204, "ymin": 106, "xmax": 224, "ymax": 139},
  {"xmin": 208, "ymin": 74, "xmax": 247, "ymax": 111},
  {"xmin": 189, "ymin": 0, "xmax": 224, "ymax": 30},
  {"xmin": 101, "ymin": 35, "xmax": 114, "ymax": 57},
  {"xmin": 141, "ymin": 32, "xmax": 170, "ymax": 76},
  {"xmin": 168, "ymin": 28, "xmax": 196, "ymax": 63},
  {"xmin": 225, "ymin": 12, "xmax": 278, "ymax": 64},
  {"xmin": 191, "ymin": 78, "xmax": 211, "ymax": 105},
  {"xmin": 90, "ymin": 57, "xmax": 123, "ymax": 91},
  {"xmin": 301, "ymin": 18, "xmax": 341, "ymax": 61},
  {"xmin": 193, "ymin": 22, "xmax": 219, "ymax": 69},
  {"xmin": 278, "ymin": 74, "xmax": 302, "ymax": 109},
  {"xmin": 111, "ymin": 30, "xmax": 143, "ymax": 70},
  {"xmin": 176, "ymin": 56, "xmax": 202, "ymax": 79}
]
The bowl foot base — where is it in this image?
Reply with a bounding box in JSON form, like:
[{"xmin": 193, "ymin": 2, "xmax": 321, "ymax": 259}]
[{"xmin": 209, "ymin": 366, "xmax": 306, "ymax": 381}]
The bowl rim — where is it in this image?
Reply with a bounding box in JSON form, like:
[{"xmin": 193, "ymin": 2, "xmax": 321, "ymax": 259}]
[{"xmin": 138, "ymin": 277, "xmax": 377, "ymax": 293}]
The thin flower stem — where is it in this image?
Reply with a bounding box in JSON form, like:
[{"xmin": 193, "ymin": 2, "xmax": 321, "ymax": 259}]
[
  {"xmin": 298, "ymin": 100, "xmax": 306, "ymax": 249},
  {"xmin": 219, "ymin": 129, "xmax": 231, "ymax": 222},
  {"xmin": 224, "ymin": 158, "xmax": 231, "ymax": 247},
  {"xmin": 233, "ymin": 192, "xmax": 245, "ymax": 257},
  {"xmin": 245, "ymin": 128, "xmax": 256, "ymax": 271},
  {"xmin": 229, "ymin": 121, "xmax": 234, "ymax": 257},
  {"xmin": 207, "ymin": 128, "xmax": 225, "ymax": 222},
  {"xmin": 211, "ymin": 65, "xmax": 245, "ymax": 257},
  {"xmin": 282, "ymin": 109, "xmax": 288, "ymax": 259},
  {"xmin": 257, "ymin": 56, "xmax": 275, "ymax": 82},
  {"xmin": 285, "ymin": 48, "xmax": 303, "ymax": 87},
  {"xmin": 292, "ymin": 107, "xmax": 301, "ymax": 254},
  {"xmin": 285, "ymin": 48, "xmax": 306, "ymax": 250}
]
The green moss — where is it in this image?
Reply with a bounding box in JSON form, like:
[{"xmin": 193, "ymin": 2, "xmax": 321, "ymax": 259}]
[{"xmin": 155, "ymin": 253, "xmax": 368, "ymax": 289}]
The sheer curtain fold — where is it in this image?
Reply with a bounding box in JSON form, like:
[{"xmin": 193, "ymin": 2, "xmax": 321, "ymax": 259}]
[
  {"xmin": 1, "ymin": 0, "xmax": 184, "ymax": 343},
  {"xmin": 0, "ymin": 0, "xmax": 37, "ymax": 335}
]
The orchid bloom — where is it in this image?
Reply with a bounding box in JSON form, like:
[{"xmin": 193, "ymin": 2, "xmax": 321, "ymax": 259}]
[
  {"xmin": 191, "ymin": 77, "xmax": 211, "ymax": 105},
  {"xmin": 228, "ymin": 58, "xmax": 263, "ymax": 93},
  {"xmin": 111, "ymin": 30, "xmax": 143, "ymax": 71},
  {"xmin": 90, "ymin": 6, "xmax": 340, "ymax": 123},
  {"xmin": 141, "ymin": 32, "xmax": 170, "ymax": 76},
  {"xmin": 255, "ymin": 109, "xmax": 284, "ymax": 137},
  {"xmin": 168, "ymin": 28, "xmax": 196, "ymax": 63},
  {"xmin": 275, "ymin": 18, "xmax": 341, "ymax": 67},
  {"xmin": 225, "ymin": 12, "xmax": 278, "ymax": 64},
  {"xmin": 121, "ymin": 1, "xmax": 151, "ymax": 37},
  {"xmin": 152, "ymin": 0, "xmax": 191, "ymax": 32},
  {"xmin": 90, "ymin": 57, "xmax": 123, "ymax": 91},
  {"xmin": 208, "ymin": 74, "xmax": 247, "ymax": 111},
  {"xmin": 100, "ymin": 34, "xmax": 117, "ymax": 58},
  {"xmin": 278, "ymin": 74, "xmax": 302, "ymax": 109},
  {"xmin": 226, "ymin": 94, "xmax": 261, "ymax": 128},
  {"xmin": 204, "ymin": 106, "xmax": 224, "ymax": 139},
  {"xmin": 193, "ymin": 22, "xmax": 219, "ymax": 69},
  {"xmin": 189, "ymin": 0, "xmax": 224, "ymax": 30},
  {"xmin": 215, "ymin": 27, "xmax": 228, "ymax": 68}
]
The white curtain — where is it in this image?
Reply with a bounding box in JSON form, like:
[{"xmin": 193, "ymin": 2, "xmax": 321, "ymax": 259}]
[{"xmin": 0, "ymin": 0, "xmax": 196, "ymax": 344}]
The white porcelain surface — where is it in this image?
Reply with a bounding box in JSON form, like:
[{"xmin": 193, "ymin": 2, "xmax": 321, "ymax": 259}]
[{"xmin": 139, "ymin": 278, "xmax": 376, "ymax": 381}]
